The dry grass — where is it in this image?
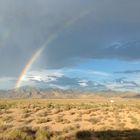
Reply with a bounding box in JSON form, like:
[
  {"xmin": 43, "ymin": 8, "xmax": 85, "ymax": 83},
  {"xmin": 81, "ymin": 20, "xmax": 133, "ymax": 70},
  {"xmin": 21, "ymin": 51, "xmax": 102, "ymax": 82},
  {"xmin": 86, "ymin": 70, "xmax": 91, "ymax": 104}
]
[{"xmin": 0, "ymin": 99, "xmax": 140, "ymax": 139}]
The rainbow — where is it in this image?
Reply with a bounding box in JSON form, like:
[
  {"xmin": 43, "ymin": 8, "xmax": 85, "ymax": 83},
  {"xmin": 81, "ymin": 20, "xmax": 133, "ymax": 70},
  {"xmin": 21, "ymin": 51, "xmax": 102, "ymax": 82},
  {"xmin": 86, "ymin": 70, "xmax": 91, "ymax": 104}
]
[
  {"xmin": 15, "ymin": 9, "xmax": 92, "ymax": 88},
  {"xmin": 15, "ymin": 47, "xmax": 44, "ymax": 88},
  {"xmin": 15, "ymin": 34, "xmax": 57, "ymax": 88}
]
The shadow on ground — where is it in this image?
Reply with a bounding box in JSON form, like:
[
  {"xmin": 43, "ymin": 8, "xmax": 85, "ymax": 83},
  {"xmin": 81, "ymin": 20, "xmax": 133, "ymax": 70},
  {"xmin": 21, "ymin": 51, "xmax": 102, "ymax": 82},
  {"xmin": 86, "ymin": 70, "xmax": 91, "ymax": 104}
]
[{"xmin": 75, "ymin": 129, "xmax": 140, "ymax": 140}]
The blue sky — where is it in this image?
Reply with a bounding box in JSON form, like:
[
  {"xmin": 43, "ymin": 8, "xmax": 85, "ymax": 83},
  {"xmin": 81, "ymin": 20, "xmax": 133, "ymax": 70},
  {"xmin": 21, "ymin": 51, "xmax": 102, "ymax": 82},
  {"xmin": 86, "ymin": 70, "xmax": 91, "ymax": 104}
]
[{"xmin": 0, "ymin": 0, "xmax": 140, "ymax": 92}]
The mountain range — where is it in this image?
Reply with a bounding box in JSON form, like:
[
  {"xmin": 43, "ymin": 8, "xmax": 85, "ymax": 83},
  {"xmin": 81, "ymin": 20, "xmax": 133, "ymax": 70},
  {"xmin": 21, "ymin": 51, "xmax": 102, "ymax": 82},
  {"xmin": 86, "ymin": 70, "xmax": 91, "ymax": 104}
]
[{"xmin": 0, "ymin": 86, "xmax": 139, "ymax": 99}]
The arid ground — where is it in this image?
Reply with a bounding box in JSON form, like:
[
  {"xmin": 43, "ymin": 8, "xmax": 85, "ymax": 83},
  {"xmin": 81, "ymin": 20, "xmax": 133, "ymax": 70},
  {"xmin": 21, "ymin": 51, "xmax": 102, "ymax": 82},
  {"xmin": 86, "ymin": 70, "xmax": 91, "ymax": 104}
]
[{"xmin": 0, "ymin": 99, "xmax": 140, "ymax": 140}]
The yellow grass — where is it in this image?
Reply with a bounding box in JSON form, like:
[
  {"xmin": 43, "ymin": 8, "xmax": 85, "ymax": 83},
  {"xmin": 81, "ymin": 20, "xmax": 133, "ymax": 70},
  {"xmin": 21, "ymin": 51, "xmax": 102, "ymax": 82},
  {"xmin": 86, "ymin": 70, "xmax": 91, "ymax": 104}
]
[{"xmin": 0, "ymin": 98, "xmax": 140, "ymax": 139}]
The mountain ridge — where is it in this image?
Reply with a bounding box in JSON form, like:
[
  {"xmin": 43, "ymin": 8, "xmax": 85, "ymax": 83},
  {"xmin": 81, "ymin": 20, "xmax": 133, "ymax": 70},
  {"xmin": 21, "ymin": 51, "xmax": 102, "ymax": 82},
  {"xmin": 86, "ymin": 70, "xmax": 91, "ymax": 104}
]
[{"xmin": 0, "ymin": 86, "xmax": 139, "ymax": 99}]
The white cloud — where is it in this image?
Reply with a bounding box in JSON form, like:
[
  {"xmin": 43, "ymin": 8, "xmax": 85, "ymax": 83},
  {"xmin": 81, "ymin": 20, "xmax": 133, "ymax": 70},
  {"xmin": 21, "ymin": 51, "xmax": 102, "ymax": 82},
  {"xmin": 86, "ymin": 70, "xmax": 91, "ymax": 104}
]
[
  {"xmin": 22, "ymin": 69, "xmax": 63, "ymax": 83},
  {"xmin": 78, "ymin": 80, "xmax": 88, "ymax": 87}
]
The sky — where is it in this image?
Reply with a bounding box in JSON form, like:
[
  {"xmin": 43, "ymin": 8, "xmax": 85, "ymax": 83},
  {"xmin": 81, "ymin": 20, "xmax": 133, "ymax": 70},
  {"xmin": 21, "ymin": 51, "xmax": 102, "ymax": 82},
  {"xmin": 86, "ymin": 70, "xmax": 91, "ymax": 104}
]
[{"xmin": 0, "ymin": 0, "xmax": 140, "ymax": 92}]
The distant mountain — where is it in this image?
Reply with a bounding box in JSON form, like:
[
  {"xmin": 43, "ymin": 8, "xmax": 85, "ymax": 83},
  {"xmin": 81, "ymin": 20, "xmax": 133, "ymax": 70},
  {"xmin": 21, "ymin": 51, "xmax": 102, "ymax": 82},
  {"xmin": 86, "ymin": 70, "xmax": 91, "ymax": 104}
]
[{"xmin": 0, "ymin": 86, "xmax": 139, "ymax": 99}]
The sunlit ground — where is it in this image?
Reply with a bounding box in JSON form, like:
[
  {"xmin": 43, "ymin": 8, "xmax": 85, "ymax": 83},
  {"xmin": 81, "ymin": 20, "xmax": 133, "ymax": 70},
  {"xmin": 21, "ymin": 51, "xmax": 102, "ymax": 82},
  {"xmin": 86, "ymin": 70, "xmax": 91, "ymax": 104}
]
[{"xmin": 0, "ymin": 99, "xmax": 140, "ymax": 140}]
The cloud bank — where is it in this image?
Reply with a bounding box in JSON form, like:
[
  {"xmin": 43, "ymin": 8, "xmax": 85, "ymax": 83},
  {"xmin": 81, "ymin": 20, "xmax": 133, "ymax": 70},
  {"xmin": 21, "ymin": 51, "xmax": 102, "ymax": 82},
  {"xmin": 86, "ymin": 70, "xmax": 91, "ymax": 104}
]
[{"xmin": 0, "ymin": 0, "xmax": 140, "ymax": 76}]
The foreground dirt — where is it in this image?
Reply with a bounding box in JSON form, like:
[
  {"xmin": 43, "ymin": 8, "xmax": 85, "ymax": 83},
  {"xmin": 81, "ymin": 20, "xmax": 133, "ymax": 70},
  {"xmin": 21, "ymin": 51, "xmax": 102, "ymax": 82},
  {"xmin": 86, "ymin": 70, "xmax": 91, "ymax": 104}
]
[{"xmin": 0, "ymin": 99, "xmax": 140, "ymax": 140}]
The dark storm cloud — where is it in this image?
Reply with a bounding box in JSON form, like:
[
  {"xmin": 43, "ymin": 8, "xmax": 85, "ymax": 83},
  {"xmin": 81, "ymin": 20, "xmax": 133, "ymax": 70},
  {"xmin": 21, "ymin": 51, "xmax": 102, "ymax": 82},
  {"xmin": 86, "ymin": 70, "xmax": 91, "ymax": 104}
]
[
  {"xmin": 45, "ymin": 40, "xmax": 140, "ymax": 69},
  {"xmin": 28, "ymin": 76, "xmax": 80, "ymax": 89},
  {"xmin": 0, "ymin": 0, "xmax": 94, "ymax": 76},
  {"xmin": 35, "ymin": 76, "xmax": 107, "ymax": 91},
  {"xmin": 51, "ymin": 78, "xmax": 107, "ymax": 91},
  {"xmin": 50, "ymin": 76, "xmax": 80, "ymax": 88},
  {"xmin": 1, "ymin": 0, "xmax": 140, "ymax": 76},
  {"xmin": 42, "ymin": 0, "xmax": 140, "ymax": 69},
  {"xmin": 115, "ymin": 79, "xmax": 139, "ymax": 87}
]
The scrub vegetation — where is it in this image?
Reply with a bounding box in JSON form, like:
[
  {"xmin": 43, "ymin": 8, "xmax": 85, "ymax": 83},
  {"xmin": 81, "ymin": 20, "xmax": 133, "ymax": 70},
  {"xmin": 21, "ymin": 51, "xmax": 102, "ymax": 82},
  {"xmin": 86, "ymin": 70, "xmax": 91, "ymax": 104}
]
[{"xmin": 0, "ymin": 99, "xmax": 140, "ymax": 139}]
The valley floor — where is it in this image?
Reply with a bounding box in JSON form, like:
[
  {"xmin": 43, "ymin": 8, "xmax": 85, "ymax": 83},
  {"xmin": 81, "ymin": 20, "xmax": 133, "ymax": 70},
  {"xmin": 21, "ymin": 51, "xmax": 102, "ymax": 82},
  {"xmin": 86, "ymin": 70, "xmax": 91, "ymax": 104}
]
[{"xmin": 0, "ymin": 99, "xmax": 140, "ymax": 139}]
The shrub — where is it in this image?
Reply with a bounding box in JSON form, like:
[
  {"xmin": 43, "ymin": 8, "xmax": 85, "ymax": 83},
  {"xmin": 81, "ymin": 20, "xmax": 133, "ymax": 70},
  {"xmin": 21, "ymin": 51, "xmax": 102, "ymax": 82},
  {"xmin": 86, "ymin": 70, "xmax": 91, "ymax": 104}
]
[
  {"xmin": 76, "ymin": 130, "xmax": 92, "ymax": 139},
  {"xmin": 35, "ymin": 128, "xmax": 52, "ymax": 140},
  {"xmin": 7, "ymin": 129, "xmax": 34, "ymax": 140}
]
